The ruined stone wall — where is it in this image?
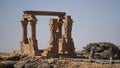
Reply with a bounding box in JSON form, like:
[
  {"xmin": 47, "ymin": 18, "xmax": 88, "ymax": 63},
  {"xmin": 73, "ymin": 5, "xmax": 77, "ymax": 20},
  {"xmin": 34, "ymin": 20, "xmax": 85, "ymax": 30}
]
[{"xmin": 13, "ymin": 11, "xmax": 76, "ymax": 57}]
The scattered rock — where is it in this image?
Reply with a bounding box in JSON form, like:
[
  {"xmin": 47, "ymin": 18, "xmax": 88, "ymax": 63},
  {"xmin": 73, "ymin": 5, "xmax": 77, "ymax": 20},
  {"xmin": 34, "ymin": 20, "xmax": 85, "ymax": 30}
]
[
  {"xmin": 5, "ymin": 55, "xmax": 21, "ymax": 61},
  {"xmin": 0, "ymin": 57, "xmax": 120, "ymax": 68},
  {"xmin": 14, "ymin": 61, "xmax": 28, "ymax": 68},
  {"xmin": 118, "ymin": 46, "xmax": 120, "ymax": 51},
  {"xmin": 0, "ymin": 61, "xmax": 16, "ymax": 68},
  {"xmin": 78, "ymin": 42, "xmax": 120, "ymax": 59},
  {"xmin": 0, "ymin": 56, "xmax": 4, "ymax": 61}
]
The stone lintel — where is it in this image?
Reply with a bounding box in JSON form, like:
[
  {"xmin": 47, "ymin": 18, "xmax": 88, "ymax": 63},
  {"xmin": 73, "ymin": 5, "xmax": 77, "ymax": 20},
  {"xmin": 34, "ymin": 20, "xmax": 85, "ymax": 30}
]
[{"xmin": 24, "ymin": 10, "xmax": 66, "ymax": 16}]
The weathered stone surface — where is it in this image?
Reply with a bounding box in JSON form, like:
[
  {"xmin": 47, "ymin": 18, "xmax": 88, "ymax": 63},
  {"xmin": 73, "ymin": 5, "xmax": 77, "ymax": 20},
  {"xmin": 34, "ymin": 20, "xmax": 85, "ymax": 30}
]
[
  {"xmin": 78, "ymin": 42, "xmax": 120, "ymax": 59},
  {"xmin": 5, "ymin": 55, "xmax": 21, "ymax": 61},
  {"xmin": 24, "ymin": 11, "xmax": 66, "ymax": 16},
  {"xmin": 13, "ymin": 10, "xmax": 76, "ymax": 58},
  {"xmin": 0, "ymin": 56, "xmax": 120, "ymax": 68},
  {"xmin": 14, "ymin": 61, "xmax": 28, "ymax": 68},
  {"xmin": 118, "ymin": 46, "xmax": 120, "ymax": 51},
  {"xmin": 0, "ymin": 56, "xmax": 3, "ymax": 61},
  {"xmin": 0, "ymin": 61, "xmax": 16, "ymax": 68}
]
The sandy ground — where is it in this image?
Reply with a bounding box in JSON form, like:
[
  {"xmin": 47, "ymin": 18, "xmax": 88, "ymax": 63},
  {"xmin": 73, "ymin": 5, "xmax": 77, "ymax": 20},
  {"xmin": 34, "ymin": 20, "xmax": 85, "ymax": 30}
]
[
  {"xmin": 0, "ymin": 54, "xmax": 120, "ymax": 68},
  {"xmin": 67, "ymin": 61, "xmax": 120, "ymax": 68}
]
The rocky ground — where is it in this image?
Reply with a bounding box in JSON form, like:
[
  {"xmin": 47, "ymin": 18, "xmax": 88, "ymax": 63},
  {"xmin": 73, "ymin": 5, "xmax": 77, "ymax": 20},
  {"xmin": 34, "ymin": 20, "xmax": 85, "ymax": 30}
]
[
  {"xmin": 0, "ymin": 55, "xmax": 120, "ymax": 68},
  {"xmin": 78, "ymin": 42, "xmax": 120, "ymax": 59},
  {"xmin": 0, "ymin": 42, "xmax": 120, "ymax": 68}
]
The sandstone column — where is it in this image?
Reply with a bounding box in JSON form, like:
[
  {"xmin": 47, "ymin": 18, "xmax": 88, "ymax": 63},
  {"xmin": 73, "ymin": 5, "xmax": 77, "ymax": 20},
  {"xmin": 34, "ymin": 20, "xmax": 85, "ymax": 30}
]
[
  {"xmin": 29, "ymin": 15, "xmax": 39, "ymax": 56},
  {"xmin": 49, "ymin": 19, "xmax": 57, "ymax": 50},
  {"xmin": 64, "ymin": 15, "xmax": 72, "ymax": 39},
  {"xmin": 57, "ymin": 16, "xmax": 64, "ymax": 38},
  {"xmin": 21, "ymin": 18, "xmax": 28, "ymax": 43},
  {"xmin": 63, "ymin": 15, "xmax": 76, "ymax": 56},
  {"xmin": 30, "ymin": 16, "xmax": 37, "ymax": 40},
  {"xmin": 42, "ymin": 18, "xmax": 58, "ymax": 57}
]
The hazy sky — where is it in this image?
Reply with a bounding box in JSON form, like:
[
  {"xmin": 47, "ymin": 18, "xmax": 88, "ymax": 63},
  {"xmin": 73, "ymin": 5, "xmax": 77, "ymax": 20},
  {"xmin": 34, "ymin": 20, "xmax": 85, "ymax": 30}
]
[{"xmin": 0, "ymin": 0, "xmax": 120, "ymax": 53}]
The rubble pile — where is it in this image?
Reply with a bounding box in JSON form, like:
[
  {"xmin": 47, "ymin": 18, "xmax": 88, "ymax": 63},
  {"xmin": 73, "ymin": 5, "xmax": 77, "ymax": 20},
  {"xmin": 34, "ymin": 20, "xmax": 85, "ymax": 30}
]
[
  {"xmin": 0, "ymin": 42, "xmax": 120, "ymax": 68},
  {"xmin": 0, "ymin": 56, "xmax": 120, "ymax": 68},
  {"xmin": 0, "ymin": 56, "xmax": 78, "ymax": 68},
  {"xmin": 79, "ymin": 42, "xmax": 120, "ymax": 59}
]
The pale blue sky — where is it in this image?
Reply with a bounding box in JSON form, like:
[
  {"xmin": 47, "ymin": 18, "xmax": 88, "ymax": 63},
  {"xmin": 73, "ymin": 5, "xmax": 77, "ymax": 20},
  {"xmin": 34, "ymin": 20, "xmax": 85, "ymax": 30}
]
[{"xmin": 0, "ymin": 0, "xmax": 120, "ymax": 52}]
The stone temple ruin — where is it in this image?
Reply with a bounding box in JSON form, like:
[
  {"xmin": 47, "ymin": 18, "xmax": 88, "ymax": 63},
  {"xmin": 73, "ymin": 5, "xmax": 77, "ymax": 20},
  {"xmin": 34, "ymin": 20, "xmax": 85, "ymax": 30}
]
[{"xmin": 13, "ymin": 11, "xmax": 76, "ymax": 57}]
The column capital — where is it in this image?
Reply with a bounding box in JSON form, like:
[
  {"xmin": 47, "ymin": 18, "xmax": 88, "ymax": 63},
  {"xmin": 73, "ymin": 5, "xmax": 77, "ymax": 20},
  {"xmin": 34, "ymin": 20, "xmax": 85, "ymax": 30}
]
[
  {"xmin": 29, "ymin": 15, "xmax": 37, "ymax": 21},
  {"xmin": 21, "ymin": 17, "xmax": 28, "ymax": 22},
  {"xmin": 65, "ymin": 15, "xmax": 73, "ymax": 22},
  {"xmin": 64, "ymin": 15, "xmax": 71, "ymax": 19},
  {"xmin": 57, "ymin": 17, "xmax": 63, "ymax": 25},
  {"xmin": 58, "ymin": 16, "xmax": 65, "ymax": 19},
  {"xmin": 30, "ymin": 19, "xmax": 37, "ymax": 25},
  {"xmin": 29, "ymin": 16, "xmax": 37, "ymax": 25},
  {"xmin": 21, "ymin": 18, "xmax": 28, "ymax": 26}
]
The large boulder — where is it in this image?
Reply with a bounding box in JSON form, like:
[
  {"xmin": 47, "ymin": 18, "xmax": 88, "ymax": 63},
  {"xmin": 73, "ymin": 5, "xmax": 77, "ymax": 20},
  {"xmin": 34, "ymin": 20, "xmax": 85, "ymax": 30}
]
[
  {"xmin": 79, "ymin": 42, "xmax": 120, "ymax": 59},
  {"xmin": 5, "ymin": 55, "xmax": 21, "ymax": 61},
  {"xmin": 14, "ymin": 61, "xmax": 28, "ymax": 68},
  {"xmin": 118, "ymin": 46, "xmax": 120, "ymax": 52},
  {"xmin": 0, "ymin": 61, "xmax": 16, "ymax": 68},
  {"xmin": 0, "ymin": 56, "xmax": 4, "ymax": 61}
]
